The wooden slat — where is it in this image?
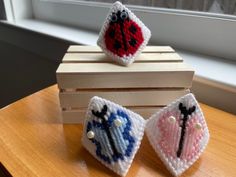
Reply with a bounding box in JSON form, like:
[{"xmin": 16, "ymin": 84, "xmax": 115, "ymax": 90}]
[
  {"xmin": 67, "ymin": 45, "xmax": 175, "ymax": 53},
  {"xmin": 56, "ymin": 63, "xmax": 194, "ymax": 89},
  {"xmin": 59, "ymin": 89, "xmax": 189, "ymax": 108},
  {"xmin": 62, "ymin": 53, "xmax": 182, "ymax": 63},
  {"xmin": 62, "ymin": 106, "xmax": 163, "ymax": 123}
]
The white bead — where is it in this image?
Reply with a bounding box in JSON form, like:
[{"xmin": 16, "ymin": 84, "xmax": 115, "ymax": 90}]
[
  {"xmin": 195, "ymin": 122, "xmax": 202, "ymax": 130},
  {"xmin": 87, "ymin": 131, "xmax": 95, "ymax": 139},
  {"xmin": 168, "ymin": 116, "xmax": 176, "ymax": 123},
  {"xmin": 114, "ymin": 119, "xmax": 122, "ymax": 127}
]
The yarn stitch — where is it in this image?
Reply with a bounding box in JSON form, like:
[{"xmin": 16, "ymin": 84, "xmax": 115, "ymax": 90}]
[
  {"xmin": 145, "ymin": 93, "xmax": 210, "ymax": 176},
  {"xmin": 82, "ymin": 96, "xmax": 146, "ymax": 176},
  {"xmin": 97, "ymin": 1, "xmax": 151, "ymax": 66}
]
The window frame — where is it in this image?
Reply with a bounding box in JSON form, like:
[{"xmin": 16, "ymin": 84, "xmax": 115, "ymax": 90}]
[
  {"xmin": 3, "ymin": 0, "xmax": 33, "ymax": 21},
  {"xmin": 31, "ymin": 0, "xmax": 236, "ymax": 60},
  {"xmin": 4, "ymin": 0, "xmax": 236, "ymax": 60}
]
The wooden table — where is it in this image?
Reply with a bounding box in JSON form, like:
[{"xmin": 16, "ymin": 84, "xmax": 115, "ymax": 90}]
[{"xmin": 1, "ymin": 85, "xmax": 236, "ymax": 177}]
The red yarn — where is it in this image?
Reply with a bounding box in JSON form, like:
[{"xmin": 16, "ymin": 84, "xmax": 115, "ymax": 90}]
[{"xmin": 104, "ymin": 20, "xmax": 144, "ymax": 58}]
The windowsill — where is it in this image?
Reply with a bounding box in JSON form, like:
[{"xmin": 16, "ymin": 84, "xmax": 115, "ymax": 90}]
[
  {"xmin": 1, "ymin": 19, "xmax": 236, "ymax": 113},
  {"xmin": 1, "ymin": 19, "xmax": 98, "ymax": 45},
  {"xmin": 177, "ymin": 50, "xmax": 236, "ymax": 93}
]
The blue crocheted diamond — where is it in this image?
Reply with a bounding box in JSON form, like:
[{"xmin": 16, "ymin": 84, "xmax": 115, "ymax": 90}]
[
  {"xmin": 86, "ymin": 106, "xmax": 135, "ymax": 164},
  {"xmin": 82, "ymin": 96, "xmax": 145, "ymax": 176}
]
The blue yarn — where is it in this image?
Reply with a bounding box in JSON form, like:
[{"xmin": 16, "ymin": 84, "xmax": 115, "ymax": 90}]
[
  {"xmin": 86, "ymin": 107, "xmax": 136, "ymax": 164},
  {"xmin": 117, "ymin": 110, "xmax": 135, "ymax": 156},
  {"xmin": 87, "ymin": 122, "xmax": 112, "ymax": 164},
  {"xmin": 92, "ymin": 120, "xmax": 105, "ymax": 129}
]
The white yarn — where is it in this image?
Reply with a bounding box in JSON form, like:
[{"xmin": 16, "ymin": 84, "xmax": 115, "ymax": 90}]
[
  {"xmin": 97, "ymin": 1, "xmax": 151, "ymax": 66},
  {"xmin": 145, "ymin": 93, "xmax": 210, "ymax": 176},
  {"xmin": 82, "ymin": 96, "xmax": 146, "ymax": 176}
]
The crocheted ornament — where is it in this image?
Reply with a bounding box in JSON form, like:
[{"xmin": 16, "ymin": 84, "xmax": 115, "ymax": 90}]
[
  {"xmin": 97, "ymin": 1, "xmax": 151, "ymax": 66},
  {"xmin": 145, "ymin": 93, "xmax": 210, "ymax": 176},
  {"xmin": 82, "ymin": 96, "xmax": 146, "ymax": 176}
]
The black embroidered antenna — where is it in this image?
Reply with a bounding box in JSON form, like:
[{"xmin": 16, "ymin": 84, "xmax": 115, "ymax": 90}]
[
  {"xmin": 119, "ymin": 17, "xmax": 128, "ymax": 51},
  {"xmin": 176, "ymin": 103, "xmax": 196, "ymax": 157},
  {"xmin": 110, "ymin": 10, "xmax": 130, "ymax": 51},
  {"xmin": 92, "ymin": 105, "xmax": 120, "ymax": 158}
]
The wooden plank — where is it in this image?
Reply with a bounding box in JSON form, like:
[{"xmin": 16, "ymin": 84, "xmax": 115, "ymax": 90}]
[
  {"xmin": 59, "ymin": 89, "xmax": 189, "ymax": 108},
  {"xmin": 62, "ymin": 106, "xmax": 163, "ymax": 123},
  {"xmin": 57, "ymin": 62, "xmax": 193, "ymax": 74},
  {"xmin": 62, "ymin": 53, "xmax": 183, "ymax": 63},
  {"xmin": 67, "ymin": 45, "xmax": 175, "ymax": 53},
  {"xmin": 56, "ymin": 63, "xmax": 194, "ymax": 89}
]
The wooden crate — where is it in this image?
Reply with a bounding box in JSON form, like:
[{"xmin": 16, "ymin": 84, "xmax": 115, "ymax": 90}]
[{"xmin": 56, "ymin": 46, "xmax": 194, "ymax": 123}]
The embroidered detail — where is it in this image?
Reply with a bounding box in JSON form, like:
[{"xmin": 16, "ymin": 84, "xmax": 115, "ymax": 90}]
[
  {"xmin": 82, "ymin": 96, "xmax": 146, "ymax": 176},
  {"xmin": 145, "ymin": 93, "xmax": 210, "ymax": 176},
  {"xmin": 88, "ymin": 104, "xmax": 135, "ymax": 162},
  {"xmin": 177, "ymin": 103, "xmax": 196, "ymax": 157},
  {"xmin": 129, "ymin": 24, "xmax": 137, "ymax": 34},
  {"xmin": 97, "ymin": 1, "xmax": 151, "ymax": 66}
]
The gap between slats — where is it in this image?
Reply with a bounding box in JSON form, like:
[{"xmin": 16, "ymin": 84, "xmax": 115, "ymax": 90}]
[{"xmin": 59, "ymin": 87, "xmax": 189, "ymax": 92}]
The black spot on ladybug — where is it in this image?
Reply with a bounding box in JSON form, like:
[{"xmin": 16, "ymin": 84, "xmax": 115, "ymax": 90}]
[
  {"xmin": 129, "ymin": 38, "xmax": 137, "ymax": 47},
  {"xmin": 114, "ymin": 40, "xmax": 121, "ymax": 50},
  {"xmin": 109, "ymin": 29, "xmax": 115, "ymax": 38},
  {"xmin": 129, "ymin": 25, "xmax": 137, "ymax": 34}
]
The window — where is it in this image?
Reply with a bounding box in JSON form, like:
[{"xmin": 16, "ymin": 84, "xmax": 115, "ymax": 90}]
[
  {"xmin": 2, "ymin": 0, "xmax": 236, "ymax": 61},
  {"xmin": 81, "ymin": 0, "xmax": 236, "ymax": 15},
  {"xmin": 29, "ymin": 0, "xmax": 236, "ymax": 61}
]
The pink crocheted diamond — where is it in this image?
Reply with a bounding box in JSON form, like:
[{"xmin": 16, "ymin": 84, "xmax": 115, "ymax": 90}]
[
  {"xmin": 97, "ymin": 1, "xmax": 151, "ymax": 66},
  {"xmin": 145, "ymin": 93, "xmax": 210, "ymax": 176}
]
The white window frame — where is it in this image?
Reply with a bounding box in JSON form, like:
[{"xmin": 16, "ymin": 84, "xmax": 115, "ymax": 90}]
[
  {"xmin": 30, "ymin": 0, "xmax": 236, "ymax": 61},
  {"xmin": 3, "ymin": 0, "xmax": 33, "ymax": 21},
  {"xmin": 3, "ymin": 0, "xmax": 236, "ymax": 60}
]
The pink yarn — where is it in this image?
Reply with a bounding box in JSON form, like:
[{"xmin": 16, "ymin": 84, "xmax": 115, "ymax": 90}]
[{"xmin": 157, "ymin": 111, "xmax": 204, "ymax": 161}]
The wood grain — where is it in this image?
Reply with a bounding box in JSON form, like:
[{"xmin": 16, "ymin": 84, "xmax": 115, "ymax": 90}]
[
  {"xmin": 62, "ymin": 53, "xmax": 183, "ymax": 63},
  {"xmin": 56, "ymin": 63, "xmax": 194, "ymax": 89},
  {"xmin": 1, "ymin": 85, "xmax": 236, "ymax": 177},
  {"xmin": 59, "ymin": 89, "xmax": 189, "ymax": 107},
  {"xmin": 67, "ymin": 46, "xmax": 175, "ymax": 53},
  {"xmin": 57, "ymin": 62, "xmax": 193, "ymax": 73}
]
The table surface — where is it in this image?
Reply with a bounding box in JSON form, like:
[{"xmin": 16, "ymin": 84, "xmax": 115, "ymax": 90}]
[{"xmin": 0, "ymin": 85, "xmax": 236, "ymax": 177}]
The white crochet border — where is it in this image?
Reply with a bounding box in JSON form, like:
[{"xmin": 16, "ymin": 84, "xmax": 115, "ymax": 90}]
[
  {"xmin": 97, "ymin": 1, "xmax": 151, "ymax": 66},
  {"xmin": 82, "ymin": 96, "xmax": 146, "ymax": 176},
  {"xmin": 145, "ymin": 93, "xmax": 210, "ymax": 176}
]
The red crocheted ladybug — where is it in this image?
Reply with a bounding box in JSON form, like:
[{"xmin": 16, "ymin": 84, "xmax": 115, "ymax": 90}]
[{"xmin": 97, "ymin": 1, "xmax": 151, "ymax": 66}]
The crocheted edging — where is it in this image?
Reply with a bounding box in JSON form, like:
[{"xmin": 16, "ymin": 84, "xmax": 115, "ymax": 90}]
[
  {"xmin": 82, "ymin": 96, "xmax": 146, "ymax": 176},
  {"xmin": 146, "ymin": 125, "xmax": 209, "ymax": 176},
  {"xmin": 145, "ymin": 93, "xmax": 210, "ymax": 176}
]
